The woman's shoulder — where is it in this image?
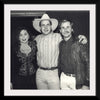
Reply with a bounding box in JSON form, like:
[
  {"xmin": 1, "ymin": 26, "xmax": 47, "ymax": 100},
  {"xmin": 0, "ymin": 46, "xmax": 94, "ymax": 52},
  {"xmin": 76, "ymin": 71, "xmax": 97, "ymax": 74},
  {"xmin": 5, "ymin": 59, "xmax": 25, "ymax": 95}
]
[{"xmin": 29, "ymin": 40, "xmax": 37, "ymax": 53}]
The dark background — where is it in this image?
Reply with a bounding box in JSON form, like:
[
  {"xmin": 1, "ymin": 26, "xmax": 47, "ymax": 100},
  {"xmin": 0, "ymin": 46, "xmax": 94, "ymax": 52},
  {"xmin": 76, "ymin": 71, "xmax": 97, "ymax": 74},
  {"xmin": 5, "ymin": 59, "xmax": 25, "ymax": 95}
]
[{"xmin": 11, "ymin": 11, "xmax": 89, "ymax": 48}]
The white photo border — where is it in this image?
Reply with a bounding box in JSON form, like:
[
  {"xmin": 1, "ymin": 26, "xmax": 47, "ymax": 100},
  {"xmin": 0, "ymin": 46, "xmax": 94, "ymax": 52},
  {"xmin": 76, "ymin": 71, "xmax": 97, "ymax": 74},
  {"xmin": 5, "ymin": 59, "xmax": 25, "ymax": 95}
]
[{"xmin": 4, "ymin": 4, "xmax": 96, "ymax": 96}]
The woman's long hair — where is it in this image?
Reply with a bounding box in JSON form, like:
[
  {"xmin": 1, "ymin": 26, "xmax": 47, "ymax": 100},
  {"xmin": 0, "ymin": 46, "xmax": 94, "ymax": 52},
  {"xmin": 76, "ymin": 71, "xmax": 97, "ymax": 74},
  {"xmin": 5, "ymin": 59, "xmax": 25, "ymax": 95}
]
[{"xmin": 15, "ymin": 26, "xmax": 33, "ymax": 51}]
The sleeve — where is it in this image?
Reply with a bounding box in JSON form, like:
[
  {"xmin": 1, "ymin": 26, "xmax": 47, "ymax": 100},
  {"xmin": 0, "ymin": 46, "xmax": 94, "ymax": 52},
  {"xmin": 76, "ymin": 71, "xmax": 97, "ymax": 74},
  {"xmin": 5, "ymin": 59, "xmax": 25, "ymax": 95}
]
[
  {"xmin": 57, "ymin": 33, "xmax": 62, "ymax": 43},
  {"xmin": 31, "ymin": 40, "xmax": 38, "ymax": 70},
  {"xmin": 71, "ymin": 42, "xmax": 83, "ymax": 89},
  {"xmin": 71, "ymin": 42, "xmax": 88, "ymax": 89},
  {"xmin": 32, "ymin": 40, "xmax": 37, "ymax": 53},
  {"xmin": 80, "ymin": 44, "xmax": 89, "ymax": 86},
  {"xmin": 58, "ymin": 42, "xmax": 62, "ymax": 78},
  {"xmin": 74, "ymin": 42, "xmax": 89, "ymax": 88}
]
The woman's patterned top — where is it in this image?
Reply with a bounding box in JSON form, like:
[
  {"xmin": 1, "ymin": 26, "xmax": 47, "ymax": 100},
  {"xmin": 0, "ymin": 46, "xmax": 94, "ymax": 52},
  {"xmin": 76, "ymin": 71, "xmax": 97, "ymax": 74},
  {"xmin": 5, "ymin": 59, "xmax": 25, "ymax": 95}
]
[{"xmin": 16, "ymin": 41, "xmax": 37, "ymax": 76}]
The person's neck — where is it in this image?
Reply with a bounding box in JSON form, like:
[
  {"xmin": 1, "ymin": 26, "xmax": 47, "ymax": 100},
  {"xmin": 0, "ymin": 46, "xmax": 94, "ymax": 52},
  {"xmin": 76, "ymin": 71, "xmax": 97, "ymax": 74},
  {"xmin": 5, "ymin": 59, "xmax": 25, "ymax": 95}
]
[{"xmin": 64, "ymin": 35, "xmax": 72, "ymax": 41}]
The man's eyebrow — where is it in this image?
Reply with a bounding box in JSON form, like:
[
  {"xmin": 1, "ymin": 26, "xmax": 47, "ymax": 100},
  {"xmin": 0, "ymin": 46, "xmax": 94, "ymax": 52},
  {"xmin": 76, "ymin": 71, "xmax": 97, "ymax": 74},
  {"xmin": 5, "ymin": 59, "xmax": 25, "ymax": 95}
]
[{"xmin": 41, "ymin": 23, "xmax": 50, "ymax": 25}]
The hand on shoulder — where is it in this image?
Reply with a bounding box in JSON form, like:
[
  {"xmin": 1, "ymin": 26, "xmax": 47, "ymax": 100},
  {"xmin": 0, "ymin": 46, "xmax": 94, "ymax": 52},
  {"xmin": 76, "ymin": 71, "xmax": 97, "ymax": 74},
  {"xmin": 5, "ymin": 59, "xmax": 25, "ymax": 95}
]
[{"xmin": 78, "ymin": 35, "xmax": 88, "ymax": 44}]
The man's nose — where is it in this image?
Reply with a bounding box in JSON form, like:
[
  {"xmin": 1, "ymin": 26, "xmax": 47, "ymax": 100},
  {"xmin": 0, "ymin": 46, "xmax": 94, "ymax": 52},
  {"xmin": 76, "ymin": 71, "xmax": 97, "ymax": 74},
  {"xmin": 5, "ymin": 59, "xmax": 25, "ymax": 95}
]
[
  {"xmin": 44, "ymin": 26, "xmax": 48, "ymax": 29},
  {"xmin": 22, "ymin": 36, "xmax": 26, "ymax": 38},
  {"xmin": 64, "ymin": 28, "xmax": 68, "ymax": 31},
  {"xmin": 44, "ymin": 25, "xmax": 48, "ymax": 27}
]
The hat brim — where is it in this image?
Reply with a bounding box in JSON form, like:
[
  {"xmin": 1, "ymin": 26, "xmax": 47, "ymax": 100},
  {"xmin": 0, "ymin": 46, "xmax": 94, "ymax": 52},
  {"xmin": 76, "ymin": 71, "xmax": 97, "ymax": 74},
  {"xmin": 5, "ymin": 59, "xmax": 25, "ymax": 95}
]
[{"xmin": 32, "ymin": 18, "xmax": 58, "ymax": 33}]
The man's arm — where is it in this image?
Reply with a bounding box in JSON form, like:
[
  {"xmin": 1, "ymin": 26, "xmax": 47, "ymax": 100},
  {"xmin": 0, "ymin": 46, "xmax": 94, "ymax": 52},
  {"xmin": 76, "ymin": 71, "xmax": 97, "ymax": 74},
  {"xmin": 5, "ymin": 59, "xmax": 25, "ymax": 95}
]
[
  {"xmin": 72, "ymin": 42, "xmax": 86, "ymax": 89},
  {"xmin": 72, "ymin": 41, "xmax": 89, "ymax": 89},
  {"xmin": 80, "ymin": 43, "xmax": 89, "ymax": 87}
]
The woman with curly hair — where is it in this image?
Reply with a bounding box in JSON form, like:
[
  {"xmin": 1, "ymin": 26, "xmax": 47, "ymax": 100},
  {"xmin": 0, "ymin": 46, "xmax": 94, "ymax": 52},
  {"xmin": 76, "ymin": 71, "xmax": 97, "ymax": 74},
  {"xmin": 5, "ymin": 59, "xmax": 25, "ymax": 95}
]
[{"xmin": 11, "ymin": 27, "xmax": 37, "ymax": 89}]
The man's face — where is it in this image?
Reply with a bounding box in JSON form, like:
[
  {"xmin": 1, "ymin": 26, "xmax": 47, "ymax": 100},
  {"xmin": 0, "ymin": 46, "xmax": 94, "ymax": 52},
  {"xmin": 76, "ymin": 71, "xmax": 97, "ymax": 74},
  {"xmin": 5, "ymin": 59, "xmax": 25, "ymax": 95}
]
[
  {"xmin": 60, "ymin": 21, "xmax": 73, "ymax": 38},
  {"xmin": 19, "ymin": 29, "xmax": 29, "ymax": 43},
  {"xmin": 40, "ymin": 20, "xmax": 52, "ymax": 35}
]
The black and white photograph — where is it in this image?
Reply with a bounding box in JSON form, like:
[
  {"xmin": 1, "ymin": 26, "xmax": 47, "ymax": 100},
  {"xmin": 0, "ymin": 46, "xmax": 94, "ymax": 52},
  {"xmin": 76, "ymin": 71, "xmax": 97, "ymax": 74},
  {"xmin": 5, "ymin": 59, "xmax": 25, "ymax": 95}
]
[{"xmin": 4, "ymin": 4, "xmax": 96, "ymax": 96}]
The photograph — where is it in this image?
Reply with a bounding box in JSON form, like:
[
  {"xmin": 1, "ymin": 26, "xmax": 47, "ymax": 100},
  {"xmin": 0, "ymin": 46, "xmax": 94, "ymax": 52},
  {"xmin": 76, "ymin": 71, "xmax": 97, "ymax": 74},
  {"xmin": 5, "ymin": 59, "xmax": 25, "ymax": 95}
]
[{"xmin": 4, "ymin": 4, "xmax": 96, "ymax": 96}]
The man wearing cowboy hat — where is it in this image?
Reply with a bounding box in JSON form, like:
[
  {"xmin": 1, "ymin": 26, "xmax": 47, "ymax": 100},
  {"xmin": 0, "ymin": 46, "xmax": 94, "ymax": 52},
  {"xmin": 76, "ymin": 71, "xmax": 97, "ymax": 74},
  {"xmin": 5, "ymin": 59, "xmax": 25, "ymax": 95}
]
[{"xmin": 33, "ymin": 13, "xmax": 87, "ymax": 89}]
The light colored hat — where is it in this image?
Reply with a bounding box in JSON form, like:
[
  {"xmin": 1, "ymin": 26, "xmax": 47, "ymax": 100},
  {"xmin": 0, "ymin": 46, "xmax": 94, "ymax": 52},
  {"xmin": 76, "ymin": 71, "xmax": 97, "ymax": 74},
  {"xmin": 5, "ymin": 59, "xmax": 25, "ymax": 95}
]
[{"xmin": 32, "ymin": 13, "xmax": 58, "ymax": 33}]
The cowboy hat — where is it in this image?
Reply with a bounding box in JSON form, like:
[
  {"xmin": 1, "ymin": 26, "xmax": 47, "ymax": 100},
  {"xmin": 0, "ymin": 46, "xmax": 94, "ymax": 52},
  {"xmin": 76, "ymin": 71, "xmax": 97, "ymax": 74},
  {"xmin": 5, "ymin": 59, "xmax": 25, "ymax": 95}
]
[{"xmin": 32, "ymin": 13, "xmax": 58, "ymax": 33}]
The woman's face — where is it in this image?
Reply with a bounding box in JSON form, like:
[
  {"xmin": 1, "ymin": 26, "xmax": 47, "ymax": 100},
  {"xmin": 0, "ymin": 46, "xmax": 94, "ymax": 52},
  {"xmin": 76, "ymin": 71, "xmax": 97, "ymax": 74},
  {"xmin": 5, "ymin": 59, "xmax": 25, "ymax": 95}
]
[{"xmin": 19, "ymin": 29, "xmax": 29, "ymax": 43}]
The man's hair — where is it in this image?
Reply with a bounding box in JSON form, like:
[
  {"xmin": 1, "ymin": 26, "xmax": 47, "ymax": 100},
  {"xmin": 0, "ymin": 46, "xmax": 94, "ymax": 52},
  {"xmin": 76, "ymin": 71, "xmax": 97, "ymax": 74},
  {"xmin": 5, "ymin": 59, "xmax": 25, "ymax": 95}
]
[
  {"xmin": 59, "ymin": 19, "xmax": 73, "ymax": 29},
  {"xmin": 39, "ymin": 20, "xmax": 52, "ymax": 27}
]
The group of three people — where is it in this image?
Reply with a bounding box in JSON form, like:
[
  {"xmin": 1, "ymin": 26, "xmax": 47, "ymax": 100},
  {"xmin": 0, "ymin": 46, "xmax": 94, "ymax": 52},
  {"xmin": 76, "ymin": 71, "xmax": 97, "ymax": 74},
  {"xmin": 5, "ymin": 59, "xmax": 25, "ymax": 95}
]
[{"xmin": 11, "ymin": 13, "xmax": 89, "ymax": 90}]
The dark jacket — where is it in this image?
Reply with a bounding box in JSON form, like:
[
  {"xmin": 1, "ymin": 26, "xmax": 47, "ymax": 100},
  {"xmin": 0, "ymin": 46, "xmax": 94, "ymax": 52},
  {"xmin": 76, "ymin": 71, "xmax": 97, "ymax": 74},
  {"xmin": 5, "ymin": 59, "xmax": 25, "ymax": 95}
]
[
  {"xmin": 71, "ymin": 41, "xmax": 89, "ymax": 89},
  {"xmin": 58, "ymin": 39, "xmax": 89, "ymax": 89}
]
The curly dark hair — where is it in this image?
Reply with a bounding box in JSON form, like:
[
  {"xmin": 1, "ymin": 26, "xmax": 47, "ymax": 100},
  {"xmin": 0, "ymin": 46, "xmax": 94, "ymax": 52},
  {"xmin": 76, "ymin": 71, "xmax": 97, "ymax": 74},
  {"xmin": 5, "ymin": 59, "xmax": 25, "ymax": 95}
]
[{"xmin": 15, "ymin": 26, "xmax": 34, "ymax": 49}]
